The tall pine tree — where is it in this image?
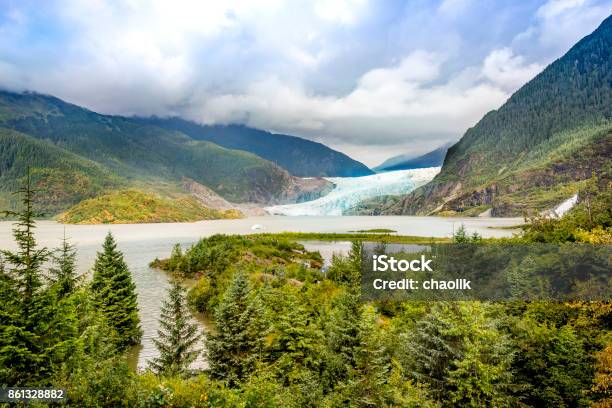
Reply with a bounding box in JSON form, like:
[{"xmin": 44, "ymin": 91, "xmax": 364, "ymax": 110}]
[
  {"xmin": 205, "ymin": 271, "xmax": 265, "ymax": 386},
  {"xmin": 91, "ymin": 232, "xmax": 142, "ymax": 349},
  {"xmin": 49, "ymin": 230, "xmax": 79, "ymax": 298},
  {"xmin": 0, "ymin": 170, "xmax": 78, "ymax": 385},
  {"xmin": 323, "ymin": 290, "xmax": 361, "ymax": 390},
  {"xmin": 149, "ymin": 279, "xmax": 201, "ymax": 376},
  {"xmin": 1, "ymin": 169, "xmax": 48, "ymax": 307}
]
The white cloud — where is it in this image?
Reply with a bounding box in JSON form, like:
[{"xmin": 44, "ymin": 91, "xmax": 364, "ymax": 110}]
[
  {"xmin": 0, "ymin": 0, "xmax": 609, "ymax": 166},
  {"xmin": 314, "ymin": 0, "xmax": 367, "ymax": 24},
  {"xmin": 537, "ymin": 0, "xmax": 587, "ymax": 19},
  {"xmin": 514, "ymin": 0, "xmax": 612, "ymax": 58},
  {"xmin": 438, "ymin": 0, "xmax": 473, "ymax": 15},
  {"xmin": 482, "ymin": 48, "xmax": 544, "ymax": 92},
  {"xmin": 188, "ymin": 51, "xmax": 510, "ymax": 165}
]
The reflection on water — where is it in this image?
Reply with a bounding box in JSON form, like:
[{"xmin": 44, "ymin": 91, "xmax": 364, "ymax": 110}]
[
  {"xmin": 0, "ymin": 215, "xmax": 520, "ymax": 370},
  {"xmin": 298, "ymin": 241, "xmax": 353, "ymax": 267}
]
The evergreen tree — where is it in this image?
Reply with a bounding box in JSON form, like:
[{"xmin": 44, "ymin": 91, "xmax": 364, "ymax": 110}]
[
  {"xmin": 511, "ymin": 317, "xmax": 594, "ymax": 407},
  {"xmin": 348, "ymin": 305, "xmax": 391, "ymax": 407},
  {"xmin": 1, "ymin": 169, "xmax": 48, "ymax": 307},
  {"xmin": 323, "ymin": 290, "xmax": 361, "ymax": 389},
  {"xmin": 262, "ymin": 284, "xmax": 324, "ymax": 385},
  {"xmin": 453, "ymin": 224, "xmax": 467, "ymax": 243},
  {"xmin": 149, "ymin": 279, "xmax": 201, "ymax": 376},
  {"xmin": 402, "ymin": 302, "xmax": 514, "ymax": 406},
  {"xmin": 401, "ymin": 303, "xmax": 461, "ymax": 399},
  {"xmin": 91, "ymin": 232, "xmax": 142, "ymax": 349},
  {"xmin": 0, "ymin": 172, "xmax": 78, "ymax": 385},
  {"xmin": 49, "ymin": 230, "xmax": 79, "ymax": 297},
  {"xmin": 327, "ymin": 241, "xmax": 362, "ymax": 288},
  {"xmin": 205, "ymin": 271, "xmax": 265, "ymax": 386}
]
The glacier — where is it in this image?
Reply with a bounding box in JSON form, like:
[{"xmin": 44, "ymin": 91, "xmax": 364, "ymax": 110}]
[{"xmin": 266, "ymin": 167, "xmax": 441, "ymax": 216}]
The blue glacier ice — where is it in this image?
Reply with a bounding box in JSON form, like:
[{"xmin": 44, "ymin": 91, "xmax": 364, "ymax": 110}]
[{"xmin": 266, "ymin": 167, "xmax": 441, "ymax": 216}]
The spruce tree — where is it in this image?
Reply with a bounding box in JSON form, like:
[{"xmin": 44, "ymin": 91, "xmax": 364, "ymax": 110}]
[
  {"xmin": 91, "ymin": 232, "xmax": 142, "ymax": 349},
  {"xmin": 149, "ymin": 279, "xmax": 201, "ymax": 376},
  {"xmin": 402, "ymin": 302, "xmax": 513, "ymax": 405},
  {"xmin": 49, "ymin": 230, "xmax": 79, "ymax": 297},
  {"xmin": 323, "ymin": 290, "xmax": 361, "ymax": 388},
  {"xmin": 350, "ymin": 305, "xmax": 391, "ymax": 406},
  {"xmin": 1, "ymin": 169, "xmax": 48, "ymax": 307},
  {"xmin": 0, "ymin": 171, "xmax": 78, "ymax": 385},
  {"xmin": 205, "ymin": 271, "xmax": 265, "ymax": 386}
]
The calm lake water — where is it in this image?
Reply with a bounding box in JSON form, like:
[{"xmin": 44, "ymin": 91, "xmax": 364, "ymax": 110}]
[{"xmin": 0, "ymin": 215, "xmax": 521, "ymax": 370}]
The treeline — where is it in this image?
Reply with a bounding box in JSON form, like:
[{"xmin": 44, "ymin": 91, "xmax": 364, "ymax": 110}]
[{"xmin": 0, "ymin": 174, "xmax": 610, "ymax": 407}]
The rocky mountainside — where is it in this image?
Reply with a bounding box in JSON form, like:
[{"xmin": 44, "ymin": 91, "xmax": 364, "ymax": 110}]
[{"xmin": 380, "ymin": 15, "xmax": 612, "ymax": 217}]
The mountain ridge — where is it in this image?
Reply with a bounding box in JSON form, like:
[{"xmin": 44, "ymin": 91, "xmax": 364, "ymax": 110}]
[
  {"xmin": 376, "ymin": 14, "xmax": 612, "ymax": 217},
  {"xmin": 374, "ymin": 143, "xmax": 452, "ymax": 172},
  {"xmin": 0, "ymin": 91, "xmax": 333, "ymax": 217},
  {"xmin": 137, "ymin": 117, "xmax": 373, "ymax": 177}
]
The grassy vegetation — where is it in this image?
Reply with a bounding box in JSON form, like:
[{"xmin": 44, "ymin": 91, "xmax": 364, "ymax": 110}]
[
  {"xmin": 348, "ymin": 228, "xmax": 397, "ymax": 233},
  {"xmin": 250, "ymin": 232, "xmax": 450, "ymax": 243},
  {"xmin": 57, "ymin": 190, "xmax": 243, "ymax": 224}
]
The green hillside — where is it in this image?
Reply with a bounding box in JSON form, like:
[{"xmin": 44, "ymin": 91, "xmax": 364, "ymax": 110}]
[
  {"xmin": 138, "ymin": 118, "xmax": 374, "ymax": 177},
  {"xmin": 57, "ymin": 190, "xmax": 242, "ymax": 224},
  {"xmin": 0, "ymin": 91, "xmax": 313, "ymax": 213},
  {"xmin": 386, "ymin": 15, "xmax": 612, "ymax": 216},
  {"xmin": 0, "ymin": 128, "xmax": 124, "ymax": 215}
]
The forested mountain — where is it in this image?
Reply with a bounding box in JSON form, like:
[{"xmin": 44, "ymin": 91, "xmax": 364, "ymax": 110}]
[
  {"xmin": 138, "ymin": 117, "xmax": 373, "ymax": 177},
  {"xmin": 382, "ymin": 15, "xmax": 612, "ymax": 216},
  {"xmin": 0, "ymin": 91, "xmax": 331, "ymax": 217},
  {"xmin": 374, "ymin": 142, "xmax": 451, "ymax": 172},
  {"xmin": 0, "ymin": 127, "xmax": 124, "ymax": 215}
]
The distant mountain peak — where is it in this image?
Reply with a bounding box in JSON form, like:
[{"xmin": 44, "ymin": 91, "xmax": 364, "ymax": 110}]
[{"xmin": 374, "ymin": 142, "xmax": 452, "ymax": 172}]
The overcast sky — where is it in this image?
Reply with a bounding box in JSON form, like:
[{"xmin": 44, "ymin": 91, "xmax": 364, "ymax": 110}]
[{"xmin": 1, "ymin": 0, "xmax": 611, "ymax": 166}]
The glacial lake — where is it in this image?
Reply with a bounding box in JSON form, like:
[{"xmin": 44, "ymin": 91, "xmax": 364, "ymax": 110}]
[{"xmin": 0, "ymin": 215, "xmax": 521, "ymax": 370}]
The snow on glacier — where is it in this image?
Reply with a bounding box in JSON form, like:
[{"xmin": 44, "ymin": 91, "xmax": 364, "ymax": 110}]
[{"xmin": 265, "ymin": 167, "xmax": 441, "ymax": 216}]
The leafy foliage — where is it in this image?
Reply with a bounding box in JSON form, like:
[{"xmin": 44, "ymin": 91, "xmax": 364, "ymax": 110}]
[
  {"xmin": 49, "ymin": 231, "xmax": 79, "ymax": 297},
  {"xmin": 58, "ymin": 189, "xmax": 242, "ymax": 224},
  {"xmin": 521, "ymin": 173, "xmax": 611, "ymax": 243},
  {"xmin": 205, "ymin": 271, "xmax": 266, "ymax": 386}
]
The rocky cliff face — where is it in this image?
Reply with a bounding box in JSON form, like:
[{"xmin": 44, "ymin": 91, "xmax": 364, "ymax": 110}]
[
  {"xmin": 389, "ymin": 133, "xmax": 611, "ymax": 216},
  {"xmin": 181, "ymin": 175, "xmax": 334, "ymax": 215},
  {"xmin": 276, "ymin": 177, "xmax": 335, "ymax": 205}
]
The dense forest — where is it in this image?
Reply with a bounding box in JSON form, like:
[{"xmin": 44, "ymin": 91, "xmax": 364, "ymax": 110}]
[
  {"xmin": 384, "ymin": 15, "xmax": 612, "ymax": 216},
  {"xmin": 0, "ymin": 168, "xmax": 609, "ymax": 407},
  {"xmin": 137, "ymin": 118, "xmax": 373, "ymax": 177}
]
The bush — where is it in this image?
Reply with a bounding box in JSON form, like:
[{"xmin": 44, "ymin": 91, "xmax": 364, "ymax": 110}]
[{"xmin": 187, "ymin": 276, "xmax": 213, "ymax": 313}]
